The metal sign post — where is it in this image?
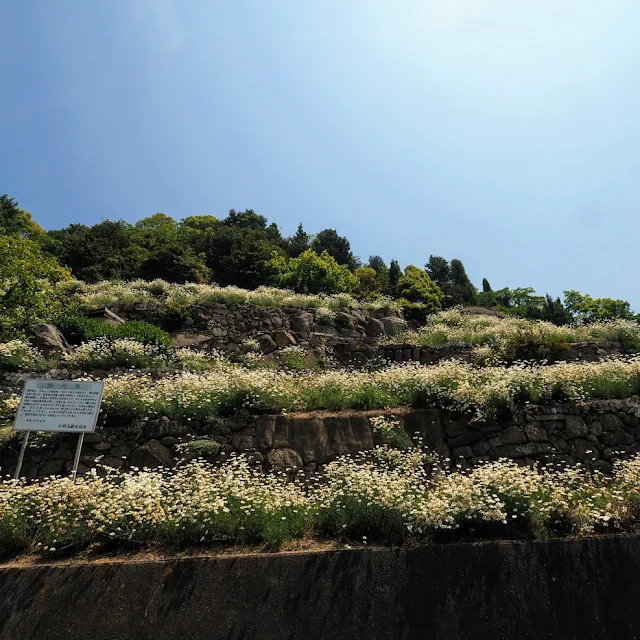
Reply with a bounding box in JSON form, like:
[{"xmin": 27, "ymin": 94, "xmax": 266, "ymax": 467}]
[
  {"xmin": 70, "ymin": 433, "xmax": 85, "ymax": 482},
  {"xmin": 13, "ymin": 432, "xmax": 30, "ymax": 480},
  {"xmin": 12, "ymin": 379, "xmax": 104, "ymax": 481}
]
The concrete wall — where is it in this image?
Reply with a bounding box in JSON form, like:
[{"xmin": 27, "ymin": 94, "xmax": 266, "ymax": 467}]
[{"xmin": 2, "ymin": 535, "xmax": 640, "ymax": 639}]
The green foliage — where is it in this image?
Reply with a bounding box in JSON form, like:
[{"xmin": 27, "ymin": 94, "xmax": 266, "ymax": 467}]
[
  {"xmin": 57, "ymin": 317, "xmax": 172, "ymax": 348},
  {"xmin": 285, "ymin": 223, "xmax": 311, "ymax": 258},
  {"xmin": 354, "ymin": 266, "xmax": 381, "ymax": 299},
  {"xmin": 310, "ymin": 228, "xmax": 358, "ymax": 270},
  {"xmin": 269, "ymin": 249, "xmax": 359, "ymax": 294},
  {"xmin": 175, "ymin": 438, "xmax": 221, "ymax": 461},
  {"xmin": 47, "ymin": 220, "xmax": 148, "ymax": 283},
  {"xmin": 0, "ymin": 195, "xmax": 45, "ymax": 239},
  {"xmin": 477, "ymin": 287, "xmax": 572, "ymax": 326},
  {"xmin": 397, "ymin": 299, "xmax": 432, "ymax": 325},
  {"xmin": 388, "ymin": 259, "xmax": 401, "ymax": 292},
  {"xmin": 426, "ymin": 256, "xmax": 477, "ymax": 307},
  {"xmin": 0, "ymin": 235, "xmax": 71, "ymax": 340},
  {"xmin": 137, "ymin": 245, "xmax": 210, "ymax": 283},
  {"xmin": 482, "ymin": 278, "xmax": 492, "ymax": 293},
  {"xmin": 564, "ymin": 290, "xmax": 637, "ymax": 324},
  {"xmin": 367, "ymin": 255, "xmax": 390, "ymax": 294},
  {"xmin": 396, "ymin": 265, "xmax": 444, "ymax": 311}
]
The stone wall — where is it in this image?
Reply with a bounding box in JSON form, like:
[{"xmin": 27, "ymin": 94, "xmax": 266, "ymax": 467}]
[
  {"xmin": 379, "ymin": 340, "xmax": 634, "ymax": 365},
  {"xmin": 3, "ymin": 536, "xmax": 640, "ymax": 640},
  {"xmin": 114, "ymin": 302, "xmax": 406, "ymax": 354},
  {"xmin": 3, "ymin": 398, "xmax": 640, "ymax": 479}
]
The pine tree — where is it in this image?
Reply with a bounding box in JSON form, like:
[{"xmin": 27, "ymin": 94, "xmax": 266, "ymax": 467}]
[
  {"xmin": 482, "ymin": 278, "xmax": 492, "ymax": 293},
  {"xmin": 388, "ymin": 259, "xmax": 401, "ymax": 293}
]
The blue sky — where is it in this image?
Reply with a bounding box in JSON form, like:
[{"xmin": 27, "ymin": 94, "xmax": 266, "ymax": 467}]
[{"xmin": 2, "ymin": 1, "xmax": 639, "ymax": 308}]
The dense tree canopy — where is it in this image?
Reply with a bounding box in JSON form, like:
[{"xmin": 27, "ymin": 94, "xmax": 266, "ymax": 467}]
[
  {"xmin": 269, "ymin": 249, "xmax": 358, "ymax": 294},
  {"xmin": 1, "ymin": 193, "xmax": 637, "ymax": 328}
]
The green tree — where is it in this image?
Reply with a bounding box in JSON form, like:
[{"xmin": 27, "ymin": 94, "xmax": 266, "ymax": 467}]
[
  {"xmin": 396, "ymin": 265, "xmax": 444, "ymax": 311},
  {"xmin": 426, "ymin": 256, "xmax": 476, "ymax": 306},
  {"xmin": 0, "ymin": 194, "xmax": 45, "ymax": 239},
  {"xmin": 425, "ymin": 255, "xmax": 450, "ymax": 287},
  {"xmin": 46, "ymin": 220, "xmax": 148, "ymax": 282},
  {"xmin": 269, "ymin": 249, "xmax": 358, "ymax": 294},
  {"xmin": 137, "ymin": 245, "xmax": 210, "ymax": 283},
  {"xmin": 354, "ymin": 266, "xmax": 381, "ymax": 299},
  {"xmin": 388, "ymin": 259, "xmax": 402, "ymax": 293},
  {"xmin": 368, "ymin": 255, "xmax": 390, "ymax": 295},
  {"xmin": 0, "ymin": 236, "xmax": 70, "ymax": 338},
  {"xmin": 449, "ymin": 259, "xmax": 477, "ymax": 305},
  {"xmin": 564, "ymin": 290, "xmax": 636, "ymax": 324},
  {"xmin": 482, "ymin": 278, "xmax": 492, "ymax": 293},
  {"xmin": 224, "ymin": 208, "xmax": 268, "ymax": 229},
  {"xmin": 311, "ymin": 229, "xmax": 358, "ymax": 270},
  {"xmin": 134, "ymin": 213, "xmax": 183, "ymax": 248},
  {"xmin": 286, "ymin": 223, "xmax": 311, "ymax": 258}
]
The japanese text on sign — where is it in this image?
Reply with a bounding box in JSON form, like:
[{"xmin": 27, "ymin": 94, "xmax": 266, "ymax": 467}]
[{"xmin": 13, "ymin": 380, "xmax": 105, "ymax": 433}]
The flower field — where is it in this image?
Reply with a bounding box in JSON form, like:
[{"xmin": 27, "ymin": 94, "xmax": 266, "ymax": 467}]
[
  {"xmin": 2, "ymin": 355, "xmax": 640, "ymax": 429},
  {"xmin": 58, "ymin": 279, "xmax": 398, "ymax": 312},
  {"xmin": 2, "ymin": 446, "xmax": 640, "ymax": 557}
]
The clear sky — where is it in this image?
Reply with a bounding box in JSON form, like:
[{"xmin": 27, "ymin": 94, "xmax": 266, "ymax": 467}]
[{"xmin": 2, "ymin": 1, "xmax": 639, "ymax": 308}]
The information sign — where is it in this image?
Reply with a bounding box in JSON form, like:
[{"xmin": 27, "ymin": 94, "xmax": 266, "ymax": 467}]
[
  {"xmin": 14, "ymin": 379, "xmax": 104, "ymax": 433},
  {"xmin": 12, "ymin": 379, "xmax": 105, "ymax": 481}
]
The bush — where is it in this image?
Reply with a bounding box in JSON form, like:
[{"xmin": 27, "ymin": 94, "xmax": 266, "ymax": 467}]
[
  {"xmin": 175, "ymin": 438, "xmax": 221, "ymax": 461},
  {"xmin": 58, "ymin": 317, "xmax": 172, "ymax": 348},
  {"xmin": 395, "ymin": 266, "xmax": 444, "ymax": 311}
]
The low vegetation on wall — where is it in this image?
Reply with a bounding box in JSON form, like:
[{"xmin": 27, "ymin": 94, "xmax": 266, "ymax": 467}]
[
  {"xmin": 60, "ymin": 279, "xmax": 399, "ymax": 314},
  {"xmin": 3, "ymin": 355, "xmax": 640, "ymax": 435},
  {"xmin": 3, "ymin": 442, "xmax": 640, "ymax": 558},
  {"xmin": 390, "ymin": 309, "xmax": 640, "ymax": 362}
]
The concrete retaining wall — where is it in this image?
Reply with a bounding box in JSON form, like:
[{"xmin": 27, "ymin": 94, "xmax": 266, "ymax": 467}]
[{"xmin": 2, "ymin": 535, "xmax": 640, "ymax": 639}]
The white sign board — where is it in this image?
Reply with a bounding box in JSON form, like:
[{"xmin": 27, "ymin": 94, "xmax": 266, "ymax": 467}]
[{"xmin": 13, "ymin": 379, "xmax": 104, "ymax": 433}]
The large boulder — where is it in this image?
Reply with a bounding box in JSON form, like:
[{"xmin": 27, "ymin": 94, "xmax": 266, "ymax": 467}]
[
  {"xmin": 131, "ymin": 440, "xmax": 175, "ymax": 469},
  {"xmin": 31, "ymin": 324, "xmax": 71, "ymax": 356},
  {"xmin": 289, "ymin": 312, "xmax": 313, "ymax": 335},
  {"xmin": 272, "ymin": 330, "xmax": 296, "ymax": 349},
  {"xmin": 265, "ymin": 448, "xmax": 303, "ymax": 472},
  {"xmin": 381, "ymin": 317, "xmax": 407, "ymax": 337},
  {"xmin": 170, "ymin": 332, "xmax": 212, "ymax": 348},
  {"xmin": 364, "ymin": 317, "xmax": 385, "ymax": 338},
  {"xmin": 257, "ymin": 333, "xmax": 278, "ymax": 354}
]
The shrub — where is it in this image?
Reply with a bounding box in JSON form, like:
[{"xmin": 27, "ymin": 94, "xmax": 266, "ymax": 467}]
[
  {"xmin": 175, "ymin": 438, "xmax": 221, "ymax": 461},
  {"xmin": 58, "ymin": 316, "xmax": 171, "ymax": 348}
]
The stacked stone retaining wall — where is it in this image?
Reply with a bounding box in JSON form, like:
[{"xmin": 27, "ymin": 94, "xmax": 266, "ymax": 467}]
[{"xmin": 3, "ymin": 398, "xmax": 640, "ymax": 479}]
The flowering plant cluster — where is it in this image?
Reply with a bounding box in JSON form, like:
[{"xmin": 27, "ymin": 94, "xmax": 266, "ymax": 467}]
[
  {"xmin": 58, "ymin": 279, "xmax": 398, "ymax": 312},
  {"xmin": 0, "ymin": 338, "xmax": 228, "ymax": 374},
  {"xmin": 62, "ymin": 338, "xmax": 168, "ymax": 370},
  {"xmin": 0, "ymin": 340, "xmax": 48, "ymax": 372},
  {"xmin": 2, "ymin": 447, "xmax": 640, "ymax": 557},
  {"xmin": 89, "ymin": 356, "xmax": 640, "ymax": 424},
  {"xmin": 391, "ymin": 309, "xmax": 640, "ymax": 361}
]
